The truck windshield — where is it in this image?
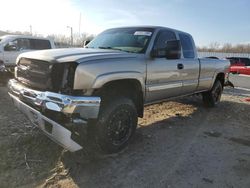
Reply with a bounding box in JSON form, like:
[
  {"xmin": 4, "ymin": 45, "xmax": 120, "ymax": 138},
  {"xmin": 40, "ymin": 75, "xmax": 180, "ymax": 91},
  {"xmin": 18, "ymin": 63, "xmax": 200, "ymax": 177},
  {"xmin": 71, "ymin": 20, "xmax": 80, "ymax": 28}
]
[{"xmin": 86, "ymin": 27, "xmax": 154, "ymax": 53}]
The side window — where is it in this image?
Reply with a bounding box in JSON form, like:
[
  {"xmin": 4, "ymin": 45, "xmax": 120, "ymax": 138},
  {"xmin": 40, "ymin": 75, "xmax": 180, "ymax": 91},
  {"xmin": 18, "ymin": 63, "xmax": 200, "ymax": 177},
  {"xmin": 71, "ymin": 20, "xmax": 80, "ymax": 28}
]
[
  {"xmin": 17, "ymin": 38, "xmax": 31, "ymax": 50},
  {"xmin": 179, "ymin": 33, "xmax": 195, "ymax": 58},
  {"xmin": 4, "ymin": 39, "xmax": 19, "ymax": 51},
  {"xmin": 4, "ymin": 39, "xmax": 30, "ymax": 51},
  {"xmin": 29, "ymin": 39, "xmax": 51, "ymax": 50},
  {"xmin": 154, "ymin": 30, "xmax": 176, "ymax": 57},
  {"xmin": 246, "ymin": 59, "xmax": 250, "ymax": 66},
  {"xmin": 241, "ymin": 58, "xmax": 250, "ymax": 66}
]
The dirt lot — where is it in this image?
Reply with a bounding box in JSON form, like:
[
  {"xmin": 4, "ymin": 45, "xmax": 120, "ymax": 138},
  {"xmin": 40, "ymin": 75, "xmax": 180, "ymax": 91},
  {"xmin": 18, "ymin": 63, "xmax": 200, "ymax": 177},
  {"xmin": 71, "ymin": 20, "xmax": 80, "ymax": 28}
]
[{"xmin": 0, "ymin": 86, "xmax": 250, "ymax": 188}]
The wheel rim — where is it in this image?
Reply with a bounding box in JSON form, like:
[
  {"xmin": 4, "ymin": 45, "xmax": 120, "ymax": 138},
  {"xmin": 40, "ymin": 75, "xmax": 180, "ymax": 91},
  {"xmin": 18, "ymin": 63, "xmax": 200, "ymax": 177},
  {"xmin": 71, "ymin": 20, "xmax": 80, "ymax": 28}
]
[
  {"xmin": 212, "ymin": 83, "xmax": 222, "ymax": 104},
  {"xmin": 107, "ymin": 108, "xmax": 133, "ymax": 146}
]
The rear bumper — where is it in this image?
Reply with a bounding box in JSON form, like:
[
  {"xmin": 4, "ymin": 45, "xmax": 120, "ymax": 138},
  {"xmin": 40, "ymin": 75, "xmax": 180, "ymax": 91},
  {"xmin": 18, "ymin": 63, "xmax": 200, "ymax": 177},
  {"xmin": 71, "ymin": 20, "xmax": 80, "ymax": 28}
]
[{"xmin": 8, "ymin": 79, "xmax": 101, "ymax": 152}]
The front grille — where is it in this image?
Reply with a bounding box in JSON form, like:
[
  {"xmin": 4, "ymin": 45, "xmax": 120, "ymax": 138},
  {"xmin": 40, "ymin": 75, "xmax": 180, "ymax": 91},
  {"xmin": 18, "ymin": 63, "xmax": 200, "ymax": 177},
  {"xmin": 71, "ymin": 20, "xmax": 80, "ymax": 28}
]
[
  {"xmin": 16, "ymin": 58, "xmax": 77, "ymax": 93},
  {"xmin": 16, "ymin": 58, "xmax": 53, "ymax": 90}
]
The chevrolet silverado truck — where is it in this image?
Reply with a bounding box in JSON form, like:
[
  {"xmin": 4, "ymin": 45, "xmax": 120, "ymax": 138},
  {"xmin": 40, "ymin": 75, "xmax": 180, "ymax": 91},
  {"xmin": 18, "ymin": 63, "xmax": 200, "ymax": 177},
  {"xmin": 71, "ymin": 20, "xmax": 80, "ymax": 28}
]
[{"xmin": 8, "ymin": 26, "xmax": 230, "ymax": 153}]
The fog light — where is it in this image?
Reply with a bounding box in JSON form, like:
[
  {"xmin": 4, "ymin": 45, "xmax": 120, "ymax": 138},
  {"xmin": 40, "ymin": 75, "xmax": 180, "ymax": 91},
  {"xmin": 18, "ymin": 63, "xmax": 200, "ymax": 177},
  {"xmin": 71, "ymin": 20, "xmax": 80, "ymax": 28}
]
[{"xmin": 45, "ymin": 102, "xmax": 62, "ymax": 112}]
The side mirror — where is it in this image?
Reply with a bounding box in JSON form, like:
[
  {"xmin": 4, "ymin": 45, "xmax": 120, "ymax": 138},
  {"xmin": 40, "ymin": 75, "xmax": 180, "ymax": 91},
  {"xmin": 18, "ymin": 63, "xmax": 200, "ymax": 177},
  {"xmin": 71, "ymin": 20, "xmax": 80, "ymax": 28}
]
[
  {"xmin": 165, "ymin": 40, "xmax": 181, "ymax": 59},
  {"xmin": 83, "ymin": 40, "xmax": 90, "ymax": 47},
  {"xmin": 4, "ymin": 42, "xmax": 17, "ymax": 51}
]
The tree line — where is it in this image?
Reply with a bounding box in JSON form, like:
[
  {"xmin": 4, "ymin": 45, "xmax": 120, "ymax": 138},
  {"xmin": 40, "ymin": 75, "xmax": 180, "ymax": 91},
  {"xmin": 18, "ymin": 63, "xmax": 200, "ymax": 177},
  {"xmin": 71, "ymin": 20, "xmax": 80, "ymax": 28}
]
[
  {"xmin": 197, "ymin": 42, "xmax": 250, "ymax": 53},
  {"xmin": 2, "ymin": 30, "xmax": 95, "ymax": 48},
  {"xmin": 47, "ymin": 33, "xmax": 95, "ymax": 48}
]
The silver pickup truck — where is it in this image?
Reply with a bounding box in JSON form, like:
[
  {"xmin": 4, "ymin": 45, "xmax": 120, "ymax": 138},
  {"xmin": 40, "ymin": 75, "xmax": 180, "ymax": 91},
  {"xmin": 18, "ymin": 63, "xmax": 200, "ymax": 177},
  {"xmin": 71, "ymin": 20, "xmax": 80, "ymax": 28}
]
[{"xmin": 8, "ymin": 26, "xmax": 230, "ymax": 153}]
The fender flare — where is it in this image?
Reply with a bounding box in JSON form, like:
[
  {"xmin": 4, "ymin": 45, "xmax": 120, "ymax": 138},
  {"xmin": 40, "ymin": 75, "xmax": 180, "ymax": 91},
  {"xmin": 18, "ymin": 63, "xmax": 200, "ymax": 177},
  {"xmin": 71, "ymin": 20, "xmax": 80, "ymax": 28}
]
[{"xmin": 92, "ymin": 71, "xmax": 145, "ymax": 95}]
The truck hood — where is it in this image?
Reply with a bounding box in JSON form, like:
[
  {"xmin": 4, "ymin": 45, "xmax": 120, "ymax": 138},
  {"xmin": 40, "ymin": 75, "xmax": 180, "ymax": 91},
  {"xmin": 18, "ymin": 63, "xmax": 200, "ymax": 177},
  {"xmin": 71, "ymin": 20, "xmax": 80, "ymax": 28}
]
[{"xmin": 17, "ymin": 48, "xmax": 138, "ymax": 63}]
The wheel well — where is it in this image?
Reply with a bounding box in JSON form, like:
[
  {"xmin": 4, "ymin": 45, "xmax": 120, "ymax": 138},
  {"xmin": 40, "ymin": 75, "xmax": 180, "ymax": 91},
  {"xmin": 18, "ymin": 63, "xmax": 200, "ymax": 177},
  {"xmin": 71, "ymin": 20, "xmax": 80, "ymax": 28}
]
[
  {"xmin": 215, "ymin": 73, "xmax": 225, "ymax": 87},
  {"xmin": 93, "ymin": 79, "xmax": 144, "ymax": 118}
]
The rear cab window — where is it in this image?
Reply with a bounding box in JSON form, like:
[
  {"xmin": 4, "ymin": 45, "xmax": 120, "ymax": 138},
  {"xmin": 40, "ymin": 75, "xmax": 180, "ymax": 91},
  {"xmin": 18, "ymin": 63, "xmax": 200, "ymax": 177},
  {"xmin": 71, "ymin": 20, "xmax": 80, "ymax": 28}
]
[
  {"xmin": 179, "ymin": 33, "xmax": 195, "ymax": 58},
  {"xmin": 240, "ymin": 58, "xmax": 250, "ymax": 66},
  {"xmin": 227, "ymin": 57, "xmax": 250, "ymax": 66},
  {"xmin": 29, "ymin": 39, "xmax": 51, "ymax": 49}
]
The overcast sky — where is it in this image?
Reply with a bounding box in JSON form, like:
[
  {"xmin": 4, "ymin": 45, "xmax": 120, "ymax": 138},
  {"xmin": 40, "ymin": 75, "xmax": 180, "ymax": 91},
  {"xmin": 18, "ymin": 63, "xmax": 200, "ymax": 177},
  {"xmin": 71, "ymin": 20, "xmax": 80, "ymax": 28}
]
[{"xmin": 1, "ymin": 0, "xmax": 250, "ymax": 46}]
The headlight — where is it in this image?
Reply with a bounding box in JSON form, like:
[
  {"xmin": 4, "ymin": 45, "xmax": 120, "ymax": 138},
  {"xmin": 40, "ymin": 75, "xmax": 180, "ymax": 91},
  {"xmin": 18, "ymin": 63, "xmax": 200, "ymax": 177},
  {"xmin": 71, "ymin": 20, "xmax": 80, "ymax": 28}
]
[{"xmin": 51, "ymin": 62, "xmax": 78, "ymax": 94}]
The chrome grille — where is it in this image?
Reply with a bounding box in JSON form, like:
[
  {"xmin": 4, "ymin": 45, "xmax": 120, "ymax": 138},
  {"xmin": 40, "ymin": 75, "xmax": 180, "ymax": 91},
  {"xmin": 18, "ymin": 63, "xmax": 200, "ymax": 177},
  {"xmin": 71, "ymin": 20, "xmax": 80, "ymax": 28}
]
[{"xmin": 16, "ymin": 58, "xmax": 52, "ymax": 90}]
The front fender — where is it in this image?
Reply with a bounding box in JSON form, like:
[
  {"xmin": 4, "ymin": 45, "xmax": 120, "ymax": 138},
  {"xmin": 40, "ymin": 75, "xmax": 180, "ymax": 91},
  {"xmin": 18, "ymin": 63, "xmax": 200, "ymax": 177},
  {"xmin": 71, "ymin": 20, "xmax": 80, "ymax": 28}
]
[
  {"xmin": 92, "ymin": 71, "xmax": 145, "ymax": 89},
  {"xmin": 209, "ymin": 59, "xmax": 230, "ymax": 89},
  {"xmin": 73, "ymin": 56, "xmax": 146, "ymax": 95}
]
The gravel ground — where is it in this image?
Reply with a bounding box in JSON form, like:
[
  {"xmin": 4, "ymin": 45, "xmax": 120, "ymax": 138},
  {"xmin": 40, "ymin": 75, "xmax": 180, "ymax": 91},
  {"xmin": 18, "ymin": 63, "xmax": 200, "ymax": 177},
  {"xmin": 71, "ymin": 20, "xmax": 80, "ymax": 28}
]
[
  {"xmin": 0, "ymin": 86, "xmax": 250, "ymax": 188},
  {"xmin": 229, "ymin": 74, "xmax": 250, "ymax": 89}
]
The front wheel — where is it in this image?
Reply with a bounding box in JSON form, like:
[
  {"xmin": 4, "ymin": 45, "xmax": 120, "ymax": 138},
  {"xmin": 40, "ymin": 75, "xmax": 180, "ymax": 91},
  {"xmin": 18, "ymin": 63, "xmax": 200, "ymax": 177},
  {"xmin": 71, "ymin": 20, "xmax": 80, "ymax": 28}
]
[
  {"xmin": 202, "ymin": 80, "xmax": 223, "ymax": 107},
  {"xmin": 95, "ymin": 97, "xmax": 138, "ymax": 154}
]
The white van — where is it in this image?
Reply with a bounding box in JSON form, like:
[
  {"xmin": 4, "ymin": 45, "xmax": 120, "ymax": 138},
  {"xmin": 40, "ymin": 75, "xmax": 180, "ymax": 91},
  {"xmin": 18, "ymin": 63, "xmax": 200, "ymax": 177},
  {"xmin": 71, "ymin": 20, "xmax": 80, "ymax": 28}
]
[{"xmin": 0, "ymin": 35, "xmax": 55, "ymax": 69}]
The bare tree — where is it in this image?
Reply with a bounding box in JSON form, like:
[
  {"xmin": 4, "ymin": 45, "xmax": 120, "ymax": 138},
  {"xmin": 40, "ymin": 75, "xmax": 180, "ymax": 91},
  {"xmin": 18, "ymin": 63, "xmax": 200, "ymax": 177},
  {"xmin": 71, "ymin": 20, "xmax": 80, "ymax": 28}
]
[
  {"xmin": 1, "ymin": 29, "xmax": 95, "ymax": 48},
  {"xmin": 198, "ymin": 42, "xmax": 250, "ymax": 53},
  {"xmin": 208, "ymin": 42, "xmax": 220, "ymax": 51}
]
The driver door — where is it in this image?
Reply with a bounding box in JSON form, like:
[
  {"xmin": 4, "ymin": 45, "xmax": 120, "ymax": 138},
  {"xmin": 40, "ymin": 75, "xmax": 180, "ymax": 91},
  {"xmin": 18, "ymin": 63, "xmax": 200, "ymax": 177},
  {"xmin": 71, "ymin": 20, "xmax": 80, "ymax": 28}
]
[{"xmin": 146, "ymin": 29, "xmax": 183, "ymax": 103}]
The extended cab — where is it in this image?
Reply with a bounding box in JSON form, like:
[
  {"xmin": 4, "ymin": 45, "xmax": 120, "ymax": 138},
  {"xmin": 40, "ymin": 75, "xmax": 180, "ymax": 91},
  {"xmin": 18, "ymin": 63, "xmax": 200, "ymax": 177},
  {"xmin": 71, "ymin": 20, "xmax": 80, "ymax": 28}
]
[{"xmin": 8, "ymin": 26, "xmax": 230, "ymax": 153}]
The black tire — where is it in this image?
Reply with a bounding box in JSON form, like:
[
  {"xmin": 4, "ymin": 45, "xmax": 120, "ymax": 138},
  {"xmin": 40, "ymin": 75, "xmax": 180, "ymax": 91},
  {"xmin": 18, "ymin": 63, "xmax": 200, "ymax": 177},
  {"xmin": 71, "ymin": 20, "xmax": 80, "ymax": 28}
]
[
  {"xmin": 202, "ymin": 80, "xmax": 223, "ymax": 107},
  {"xmin": 95, "ymin": 97, "xmax": 138, "ymax": 154}
]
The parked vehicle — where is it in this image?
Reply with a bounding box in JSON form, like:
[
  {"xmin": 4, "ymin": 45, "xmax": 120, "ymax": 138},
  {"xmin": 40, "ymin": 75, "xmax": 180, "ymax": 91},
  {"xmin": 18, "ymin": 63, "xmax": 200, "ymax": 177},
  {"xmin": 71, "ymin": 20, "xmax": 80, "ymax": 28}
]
[
  {"xmin": 227, "ymin": 57, "xmax": 250, "ymax": 75},
  {"xmin": 0, "ymin": 35, "xmax": 55, "ymax": 71},
  {"xmin": 8, "ymin": 26, "xmax": 230, "ymax": 153}
]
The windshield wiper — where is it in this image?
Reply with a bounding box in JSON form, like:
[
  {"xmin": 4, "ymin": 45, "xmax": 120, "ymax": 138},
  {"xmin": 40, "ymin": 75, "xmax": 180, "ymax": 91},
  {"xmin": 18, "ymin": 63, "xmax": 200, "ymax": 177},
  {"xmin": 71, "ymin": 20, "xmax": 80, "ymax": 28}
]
[
  {"xmin": 98, "ymin": 46, "xmax": 132, "ymax": 53},
  {"xmin": 98, "ymin": 46, "xmax": 121, "ymax": 50}
]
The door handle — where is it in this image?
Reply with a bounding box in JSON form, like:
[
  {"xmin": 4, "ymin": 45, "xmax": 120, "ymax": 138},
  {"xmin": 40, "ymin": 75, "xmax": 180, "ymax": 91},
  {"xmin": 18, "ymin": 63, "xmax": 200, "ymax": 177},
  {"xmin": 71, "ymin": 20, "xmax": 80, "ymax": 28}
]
[{"xmin": 177, "ymin": 63, "xmax": 184, "ymax": 69}]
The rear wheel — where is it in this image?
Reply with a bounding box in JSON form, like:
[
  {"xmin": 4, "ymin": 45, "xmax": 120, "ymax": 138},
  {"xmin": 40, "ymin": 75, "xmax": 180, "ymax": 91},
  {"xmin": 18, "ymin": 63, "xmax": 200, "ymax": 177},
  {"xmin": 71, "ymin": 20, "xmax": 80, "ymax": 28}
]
[
  {"xmin": 202, "ymin": 80, "xmax": 223, "ymax": 107},
  {"xmin": 95, "ymin": 97, "xmax": 138, "ymax": 154}
]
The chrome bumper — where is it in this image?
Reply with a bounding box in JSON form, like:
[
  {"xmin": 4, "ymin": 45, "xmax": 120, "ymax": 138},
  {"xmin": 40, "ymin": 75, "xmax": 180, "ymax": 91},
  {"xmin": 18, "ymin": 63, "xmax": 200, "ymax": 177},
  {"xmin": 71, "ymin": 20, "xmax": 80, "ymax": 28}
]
[
  {"xmin": 8, "ymin": 79, "xmax": 101, "ymax": 152},
  {"xmin": 8, "ymin": 79, "xmax": 101, "ymax": 119}
]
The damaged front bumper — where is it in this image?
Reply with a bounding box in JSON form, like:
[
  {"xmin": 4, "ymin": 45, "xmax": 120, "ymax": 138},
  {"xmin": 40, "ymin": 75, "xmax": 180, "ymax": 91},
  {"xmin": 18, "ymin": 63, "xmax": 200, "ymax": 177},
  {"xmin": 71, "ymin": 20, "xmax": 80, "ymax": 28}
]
[{"xmin": 8, "ymin": 79, "xmax": 101, "ymax": 152}]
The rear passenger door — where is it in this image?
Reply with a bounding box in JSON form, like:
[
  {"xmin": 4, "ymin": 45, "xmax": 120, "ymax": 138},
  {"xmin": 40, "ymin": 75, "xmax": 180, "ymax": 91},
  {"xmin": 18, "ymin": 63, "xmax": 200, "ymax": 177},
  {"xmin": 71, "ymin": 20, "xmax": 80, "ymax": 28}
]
[{"xmin": 178, "ymin": 33, "xmax": 200, "ymax": 94}]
